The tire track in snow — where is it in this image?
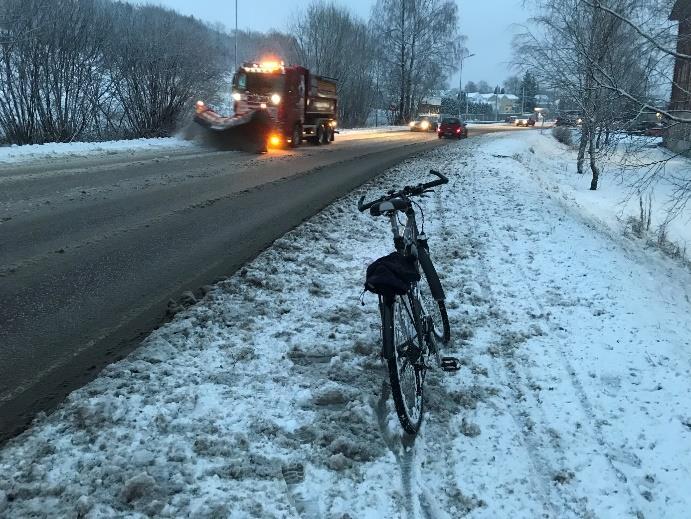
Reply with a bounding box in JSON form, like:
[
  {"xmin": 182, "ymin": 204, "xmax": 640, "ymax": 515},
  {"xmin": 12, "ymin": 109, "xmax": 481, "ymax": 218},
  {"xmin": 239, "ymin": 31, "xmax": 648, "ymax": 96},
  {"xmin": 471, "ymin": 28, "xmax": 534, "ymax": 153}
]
[
  {"xmin": 461, "ymin": 162, "xmax": 567, "ymax": 518},
  {"xmin": 373, "ymin": 382, "xmax": 452, "ymax": 519},
  {"xmin": 425, "ymin": 146, "xmax": 559, "ymax": 517},
  {"xmin": 471, "ymin": 152, "xmax": 642, "ymax": 513}
]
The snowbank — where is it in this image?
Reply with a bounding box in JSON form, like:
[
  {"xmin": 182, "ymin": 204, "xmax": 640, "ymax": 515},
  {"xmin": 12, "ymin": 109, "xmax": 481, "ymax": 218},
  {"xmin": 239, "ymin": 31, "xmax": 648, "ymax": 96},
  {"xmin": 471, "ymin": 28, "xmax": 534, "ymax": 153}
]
[
  {"xmin": 0, "ymin": 127, "xmax": 409, "ymax": 166},
  {"xmin": 489, "ymin": 130, "xmax": 691, "ymax": 256},
  {"xmin": 2, "ymin": 133, "xmax": 691, "ymax": 517},
  {"xmin": 337, "ymin": 125, "xmax": 408, "ymax": 135},
  {"xmin": 0, "ymin": 137, "xmax": 196, "ymax": 165}
]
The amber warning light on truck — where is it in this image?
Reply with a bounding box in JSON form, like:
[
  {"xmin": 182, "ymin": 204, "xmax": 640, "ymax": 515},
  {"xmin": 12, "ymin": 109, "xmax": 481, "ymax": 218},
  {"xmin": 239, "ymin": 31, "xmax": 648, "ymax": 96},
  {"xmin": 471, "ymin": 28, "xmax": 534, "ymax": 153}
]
[{"xmin": 244, "ymin": 60, "xmax": 285, "ymax": 73}]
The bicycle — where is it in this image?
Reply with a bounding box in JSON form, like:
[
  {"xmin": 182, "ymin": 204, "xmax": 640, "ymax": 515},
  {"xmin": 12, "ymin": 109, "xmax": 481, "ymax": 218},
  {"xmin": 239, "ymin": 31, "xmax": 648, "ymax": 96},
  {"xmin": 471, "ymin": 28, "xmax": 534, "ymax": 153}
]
[{"xmin": 358, "ymin": 170, "xmax": 460, "ymax": 435}]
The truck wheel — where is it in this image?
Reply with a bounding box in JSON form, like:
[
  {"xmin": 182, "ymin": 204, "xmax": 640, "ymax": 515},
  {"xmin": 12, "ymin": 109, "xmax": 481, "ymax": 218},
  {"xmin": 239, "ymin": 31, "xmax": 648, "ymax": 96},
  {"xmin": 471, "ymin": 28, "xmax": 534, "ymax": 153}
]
[
  {"xmin": 323, "ymin": 127, "xmax": 332, "ymax": 144},
  {"xmin": 316, "ymin": 125, "xmax": 325, "ymax": 145},
  {"xmin": 329, "ymin": 127, "xmax": 335, "ymax": 142},
  {"xmin": 290, "ymin": 125, "xmax": 301, "ymax": 148}
]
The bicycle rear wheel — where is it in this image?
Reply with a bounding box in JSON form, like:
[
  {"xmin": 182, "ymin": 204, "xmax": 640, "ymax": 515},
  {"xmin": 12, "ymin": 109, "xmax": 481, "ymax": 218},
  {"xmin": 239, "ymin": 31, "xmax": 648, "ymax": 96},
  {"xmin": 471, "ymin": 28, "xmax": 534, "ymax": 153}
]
[{"xmin": 382, "ymin": 293, "xmax": 425, "ymax": 434}]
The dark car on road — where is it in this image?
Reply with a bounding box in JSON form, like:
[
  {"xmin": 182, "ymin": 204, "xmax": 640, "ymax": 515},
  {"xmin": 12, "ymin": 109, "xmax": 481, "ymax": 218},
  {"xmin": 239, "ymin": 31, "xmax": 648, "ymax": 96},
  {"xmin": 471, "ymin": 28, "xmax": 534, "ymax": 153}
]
[
  {"xmin": 644, "ymin": 123, "xmax": 664, "ymax": 137},
  {"xmin": 409, "ymin": 116, "xmax": 438, "ymax": 132},
  {"xmin": 437, "ymin": 117, "xmax": 468, "ymax": 139}
]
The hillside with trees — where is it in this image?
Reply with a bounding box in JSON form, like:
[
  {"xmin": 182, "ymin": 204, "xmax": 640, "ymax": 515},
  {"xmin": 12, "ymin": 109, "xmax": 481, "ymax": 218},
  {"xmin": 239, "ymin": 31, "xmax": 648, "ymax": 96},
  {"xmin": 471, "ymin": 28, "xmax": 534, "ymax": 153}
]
[{"xmin": 0, "ymin": 0, "xmax": 464, "ymax": 144}]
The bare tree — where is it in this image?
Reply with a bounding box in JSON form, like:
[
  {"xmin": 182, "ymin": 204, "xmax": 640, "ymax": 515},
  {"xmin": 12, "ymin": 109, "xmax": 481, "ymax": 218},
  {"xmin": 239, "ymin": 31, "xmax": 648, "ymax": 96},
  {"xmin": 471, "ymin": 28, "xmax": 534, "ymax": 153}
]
[
  {"xmin": 477, "ymin": 80, "xmax": 492, "ymax": 94},
  {"xmin": 371, "ymin": 0, "xmax": 463, "ymax": 123},
  {"xmin": 517, "ymin": 0, "xmax": 652, "ymax": 189},
  {"xmin": 0, "ymin": 0, "xmax": 234, "ymax": 143},
  {"xmin": 233, "ymin": 29, "xmax": 300, "ymax": 67},
  {"xmin": 292, "ymin": 1, "xmax": 377, "ymax": 127},
  {"xmin": 0, "ymin": 0, "xmax": 112, "ymax": 144},
  {"xmin": 503, "ymin": 75, "xmax": 522, "ymax": 95},
  {"xmin": 104, "ymin": 4, "xmax": 227, "ymax": 138},
  {"xmin": 519, "ymin": 0, "xmax": 691, "ymax": 241}
]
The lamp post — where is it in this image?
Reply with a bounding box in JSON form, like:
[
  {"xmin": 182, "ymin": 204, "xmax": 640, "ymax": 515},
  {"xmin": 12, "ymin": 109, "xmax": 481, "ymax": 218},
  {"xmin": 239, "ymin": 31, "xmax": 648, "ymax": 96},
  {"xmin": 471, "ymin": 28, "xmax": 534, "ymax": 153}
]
[
  {"xmin": 494, "ymin": 86, "xmax": 500, "ymax": 122},
  {"xmin": 457, "ymin": 51, "xmax": 476, "ymax": 118},
  {"xmin": 234, "ymin": 0, "xmax": 238, "ymax": 71}
]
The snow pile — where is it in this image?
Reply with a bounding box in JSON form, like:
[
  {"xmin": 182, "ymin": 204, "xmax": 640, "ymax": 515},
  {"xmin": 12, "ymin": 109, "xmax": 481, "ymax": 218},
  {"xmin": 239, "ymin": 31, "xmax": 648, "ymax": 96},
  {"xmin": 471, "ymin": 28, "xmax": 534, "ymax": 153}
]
[
  {"xmin": 2, "ymin": 134, "xmax": 691, "ymax": 517},
  {"xmin": 0, "ymin": 137, "xmax": 197, "ymax": 165}
]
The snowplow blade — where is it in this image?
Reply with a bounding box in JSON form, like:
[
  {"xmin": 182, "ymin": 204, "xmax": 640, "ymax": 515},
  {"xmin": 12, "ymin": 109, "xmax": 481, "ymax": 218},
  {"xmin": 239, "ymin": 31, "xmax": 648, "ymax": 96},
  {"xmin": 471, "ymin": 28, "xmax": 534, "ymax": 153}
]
[{"xmin": 193, "ymin": 107, "xmax": 272, "ymax": 153}]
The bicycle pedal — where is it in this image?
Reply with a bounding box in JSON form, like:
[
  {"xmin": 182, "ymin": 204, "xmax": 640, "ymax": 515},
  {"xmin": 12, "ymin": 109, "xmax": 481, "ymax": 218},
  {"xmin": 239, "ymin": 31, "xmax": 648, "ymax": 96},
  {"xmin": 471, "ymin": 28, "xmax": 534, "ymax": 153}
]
[{"xmin": 440, "ymin": 356, "xmax": 461, "ymax": 372}]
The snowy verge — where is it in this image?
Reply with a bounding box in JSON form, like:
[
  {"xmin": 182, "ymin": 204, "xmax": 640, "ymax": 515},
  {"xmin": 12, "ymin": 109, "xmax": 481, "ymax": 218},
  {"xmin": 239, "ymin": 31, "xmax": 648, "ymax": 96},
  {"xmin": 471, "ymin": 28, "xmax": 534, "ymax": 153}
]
[
  {"xmin": 490, "ymin": 130, "xmax": 691, "ymax": 258},
  {"xmin": 0, "ymin": 137, "xmax": 198, "ymax": 165},
  {"xmin": 337, "ymin": 125, "xmax": 408, "ymax": 135},
  {"xmin": 2, "ymin": 134, "xmax": 691, "ymax": 517},
  {"xmin": 0, "ymin": 127, "xmax": 408, "ymax": 166}
]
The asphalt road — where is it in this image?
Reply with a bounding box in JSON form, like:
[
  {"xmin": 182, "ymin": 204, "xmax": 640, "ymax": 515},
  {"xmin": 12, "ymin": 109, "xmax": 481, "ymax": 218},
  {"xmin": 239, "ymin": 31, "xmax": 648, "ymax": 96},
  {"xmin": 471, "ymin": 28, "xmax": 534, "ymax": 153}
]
[
  {"xmin": 0, "ymin": 129, "xmax": 451, "ymax": 441},
  {"xmin": 0, "ymin": 124, "xmax": 529, "ymax": 442}
]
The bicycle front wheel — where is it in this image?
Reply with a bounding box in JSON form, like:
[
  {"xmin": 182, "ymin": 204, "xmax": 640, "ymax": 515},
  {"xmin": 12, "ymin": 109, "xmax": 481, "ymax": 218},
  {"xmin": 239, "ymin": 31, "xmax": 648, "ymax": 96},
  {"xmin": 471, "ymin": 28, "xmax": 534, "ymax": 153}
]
[
  {"xmin": 382, "ymin": 293, "xmax": 425, "ymax": 435},
  {"xmin": 418, "ymin": 247, "xmax": 450, "ymax": 344}
]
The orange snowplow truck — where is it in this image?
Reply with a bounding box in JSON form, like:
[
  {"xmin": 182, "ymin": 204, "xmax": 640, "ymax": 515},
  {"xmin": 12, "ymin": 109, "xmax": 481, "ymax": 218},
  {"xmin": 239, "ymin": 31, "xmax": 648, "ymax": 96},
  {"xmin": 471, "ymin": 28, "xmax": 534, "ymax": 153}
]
[{"xmin": 194, "ymin": 60, "xmax": 338, "ymax": 153}]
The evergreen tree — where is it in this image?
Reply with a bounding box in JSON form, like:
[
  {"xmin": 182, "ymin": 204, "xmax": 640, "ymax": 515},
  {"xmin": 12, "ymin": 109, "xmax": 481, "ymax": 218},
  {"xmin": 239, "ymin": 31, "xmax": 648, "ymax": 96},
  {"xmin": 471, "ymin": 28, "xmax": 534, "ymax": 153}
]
[
  {"xmin": 519, "ymin": 71, "xmax": 539, "ymax": 112},
  {"xmin": 441, "ymin": 96, "xmax": 460, "ymax": 115}
]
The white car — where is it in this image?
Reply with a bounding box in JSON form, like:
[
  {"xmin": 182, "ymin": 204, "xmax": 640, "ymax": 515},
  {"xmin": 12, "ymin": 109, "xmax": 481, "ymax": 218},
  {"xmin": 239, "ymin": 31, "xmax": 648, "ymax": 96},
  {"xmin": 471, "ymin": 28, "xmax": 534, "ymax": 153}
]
[
  {"xmin": 514, "ymin": 114, "xmax": 536, "ymax": 127},
  {"xmin": 409, "ymin": 116, "xmax": 438, "ymax": 132}
]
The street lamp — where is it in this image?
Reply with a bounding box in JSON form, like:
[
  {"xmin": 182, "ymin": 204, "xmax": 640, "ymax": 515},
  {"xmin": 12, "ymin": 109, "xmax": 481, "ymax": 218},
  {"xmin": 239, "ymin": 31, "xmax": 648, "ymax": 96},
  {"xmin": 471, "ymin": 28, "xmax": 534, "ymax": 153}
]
[
  {"xmin": 234, "ymin": 0, "xmax": 238, "ymax": 71},
  {"xmin": 458, "ymin": 51, "xmax": 476, "ymax": 118}
]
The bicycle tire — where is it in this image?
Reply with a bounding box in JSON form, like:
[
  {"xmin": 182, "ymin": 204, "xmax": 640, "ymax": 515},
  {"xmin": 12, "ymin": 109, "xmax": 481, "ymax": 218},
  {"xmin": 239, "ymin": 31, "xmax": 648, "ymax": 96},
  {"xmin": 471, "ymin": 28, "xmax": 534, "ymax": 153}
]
[
  {"xmin": 417, "ymin": 248, "xmax": 450, "ymax": 344},
  {"xmin": 382, "ymin": 294, "xmax": 425, "ymax": 434}
]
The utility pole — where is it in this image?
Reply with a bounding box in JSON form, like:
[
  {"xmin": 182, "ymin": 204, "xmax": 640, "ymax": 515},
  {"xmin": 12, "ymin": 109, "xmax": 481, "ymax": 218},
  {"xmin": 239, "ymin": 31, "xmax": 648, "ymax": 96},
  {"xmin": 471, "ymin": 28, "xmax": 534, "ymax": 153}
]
[
  {"xmin": 494, "ymin": 85, "xmax": 500, "ymax": 122},
  {"xmin": 457, "ymin": 51, "xmax": 475, "ymax": 119},
  {"xmin": 375, "ymin": 64, "xmax": 379, "ymax": 127},
  {"xmin": 521, "ymin": 85, "xmax": 525, "ymax": 114},
  {"xmin": 234, "ymin": 0, "xmax": 238, "ymax": 71}
]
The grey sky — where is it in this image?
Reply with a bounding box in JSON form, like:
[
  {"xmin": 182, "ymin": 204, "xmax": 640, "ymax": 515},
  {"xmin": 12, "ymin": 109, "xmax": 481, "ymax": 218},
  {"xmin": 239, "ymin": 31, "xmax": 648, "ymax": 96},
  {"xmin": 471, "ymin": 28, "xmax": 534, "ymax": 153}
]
[{"xmin": 128, "ymin": 0, "xmax": 530, "ymax": 87}]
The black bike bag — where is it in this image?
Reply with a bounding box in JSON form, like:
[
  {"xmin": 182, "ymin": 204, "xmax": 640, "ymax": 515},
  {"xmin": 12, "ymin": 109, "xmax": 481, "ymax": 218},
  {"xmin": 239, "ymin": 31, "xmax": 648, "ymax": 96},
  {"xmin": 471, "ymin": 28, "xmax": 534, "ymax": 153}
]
[{"xmin": 364, "ymin": 252, "xmax": 420, "ymax": 297}]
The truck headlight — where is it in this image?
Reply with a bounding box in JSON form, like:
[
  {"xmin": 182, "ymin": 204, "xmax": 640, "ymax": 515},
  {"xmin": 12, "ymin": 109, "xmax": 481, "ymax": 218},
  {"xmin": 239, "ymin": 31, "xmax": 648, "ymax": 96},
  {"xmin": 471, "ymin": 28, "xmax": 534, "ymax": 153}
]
[
  {"xmin": 232, "ymin": 92, "xmax": 242, "ymax": 101},
  {"xmin": 271, "ymin": 94, "xmax": 281, "ymax": 105}
]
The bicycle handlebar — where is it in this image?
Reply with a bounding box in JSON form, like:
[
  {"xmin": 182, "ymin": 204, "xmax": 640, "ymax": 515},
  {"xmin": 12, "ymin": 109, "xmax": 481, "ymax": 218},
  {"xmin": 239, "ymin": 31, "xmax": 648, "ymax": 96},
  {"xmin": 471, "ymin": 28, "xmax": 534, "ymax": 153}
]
[{"xmin": 357, "ymin": 169, "xmax": 449, "ymax": 212}]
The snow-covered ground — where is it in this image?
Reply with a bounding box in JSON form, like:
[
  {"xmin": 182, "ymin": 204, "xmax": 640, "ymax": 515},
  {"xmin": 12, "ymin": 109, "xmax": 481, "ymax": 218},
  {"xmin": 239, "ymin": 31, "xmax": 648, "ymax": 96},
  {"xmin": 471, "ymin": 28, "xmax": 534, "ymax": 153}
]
[
  {"xmin": 2, "ymin": 132, "xmax": 691, "ymax": 518},
  {"xmin": 337, "ymin": 125, "xmax": 408, "ymax": 135},
  {"xmin": 0, "ymin": 127, "xmax": 409, "ymax": 166},
  {"xmin": 520, "ymin": 130, "xmax": 691, "ymax": 256},
  {"xmin": 0, "ymin": 138, "xmax": 198, "ymax": 165}
]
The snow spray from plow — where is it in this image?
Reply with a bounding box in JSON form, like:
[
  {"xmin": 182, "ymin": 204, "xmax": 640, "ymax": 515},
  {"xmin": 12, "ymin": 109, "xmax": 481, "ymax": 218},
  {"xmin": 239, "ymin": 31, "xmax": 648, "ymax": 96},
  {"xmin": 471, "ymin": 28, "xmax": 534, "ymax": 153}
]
[{"xmin": 190, "ymin": 106, "xmax": 272, "ymax": 153}]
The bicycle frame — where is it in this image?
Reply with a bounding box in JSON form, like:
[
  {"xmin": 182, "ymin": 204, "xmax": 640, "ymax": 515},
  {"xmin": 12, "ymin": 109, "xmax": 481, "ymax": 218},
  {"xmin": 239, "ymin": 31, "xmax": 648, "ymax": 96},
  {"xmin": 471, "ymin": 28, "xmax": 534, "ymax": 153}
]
[
  {"xmin": 377, "ymin": 204, "xmax": 429, "ymax": 360},
  {"xmin": 388, "ymin": 204, "xmax": 419, "ymax": 257},
  {"xmin": 389, "ymin": 204, "xmax": 445, "ymax": 302}
]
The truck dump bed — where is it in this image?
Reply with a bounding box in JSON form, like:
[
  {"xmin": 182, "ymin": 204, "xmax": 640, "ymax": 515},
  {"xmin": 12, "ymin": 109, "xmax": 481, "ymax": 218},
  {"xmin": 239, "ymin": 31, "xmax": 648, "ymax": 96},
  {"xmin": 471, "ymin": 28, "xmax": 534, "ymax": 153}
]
[{"xmin": 307, "ymin": 76, "xmax": 337, "ymax": 116}]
